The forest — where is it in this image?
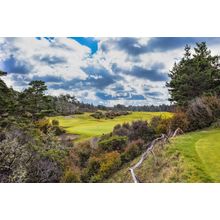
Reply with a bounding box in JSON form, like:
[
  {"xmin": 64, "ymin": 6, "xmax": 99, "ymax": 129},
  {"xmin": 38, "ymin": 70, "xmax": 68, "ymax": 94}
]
[{"xmin": 1, "ymin": 42, "xmax": 220, "ymax": 183}]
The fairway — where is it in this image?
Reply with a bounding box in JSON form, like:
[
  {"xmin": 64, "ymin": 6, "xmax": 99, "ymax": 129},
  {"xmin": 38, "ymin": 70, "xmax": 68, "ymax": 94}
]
[
  {"xmin": 169, "ymin": 128, "xmax": 220, "ymax": 182},
  {"xmin": 50, "ymin": 112, "xmax": 172, "ymax": 141},
  {"xmin": 195, "ymin": 130, "xmax": 220, "ymax": 181}
]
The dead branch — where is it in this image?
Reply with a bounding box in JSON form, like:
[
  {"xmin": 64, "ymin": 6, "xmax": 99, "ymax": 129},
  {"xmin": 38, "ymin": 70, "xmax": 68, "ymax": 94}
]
[
  {"xmin": 129, "ymin": 128, "xmax": 183, "ymax": 183},
  {"xmin": 172, "ymin": 128, "xmax": 184, "ymax": 137}
]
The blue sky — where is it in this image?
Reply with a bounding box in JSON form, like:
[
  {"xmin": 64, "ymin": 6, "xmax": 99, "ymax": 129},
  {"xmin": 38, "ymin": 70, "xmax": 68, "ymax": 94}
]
[{"xmin": 1, "ymin": 37, "xmax": 220, "ymax": 106}]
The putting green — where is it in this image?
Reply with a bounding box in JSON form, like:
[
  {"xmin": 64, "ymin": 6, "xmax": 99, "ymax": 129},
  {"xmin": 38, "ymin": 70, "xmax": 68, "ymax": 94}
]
[{"xmin": 50, "ymin": 111, "xmax": 172, "ymax": 141}]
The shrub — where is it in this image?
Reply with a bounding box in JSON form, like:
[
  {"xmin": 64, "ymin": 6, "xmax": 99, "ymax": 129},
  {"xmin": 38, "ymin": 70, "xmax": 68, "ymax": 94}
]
[
  {"xmin": 98, "ymin": 151, "xmax": 121, "ymax": 179},
  {"xmin": 35, "ymin": 118, "xmax": 51, "ymax": 133},
  {"xmin": 80, "ymin": 156, "xmax": 101, "ymax": 182},
  {"xmin": 74, "ymin": 141, "xmax": 92, "ymax": 168},
  {"xmin": 170, "ymin": 111, "xmax": 189, "ymax": 132},
  {"xmin": 26, "ymin": 155, "xmax": 63, "ymax": 183},
  {"xmin": 151, "ymin": 112, "xmax": 189, "ymax": 135},
  {"xmin": 129, "ymin": 120, "xmax": 155, "ymax": 142},
  {"xmin": 82, "ymin": 151, "xmax": 121, "ymax": 182},
  {"xmin": 121, "ymin": 139, "xmax": 145, "ymax": 163},
  {"xmin": 52, "ymin": 125, "xmax": 65, "ymax": 135},
  {"xmin": 113, "ymin": 123, "xmax": 130, "ymax": 136},
  {"xmin": 211, "ymin": 119, "xmax": 220, "ymax": 128},
  {"xmin": 98, "ymin": 135, "xmax": 128, "ymax": 152},
  {"xmin": 186, "ymin": 96, "xmax": 220, "ymax": 131},
  {"xmin": 51, "ymin": 119, "xmax": 59, "ymax": 126},
  {"xmin": 155, "ymin": 118, "xmax": 171, "ymax": 134},
  {"xmin": 150, "ymin": 116, "xmax": 163, "ymax": 134},
  {"xmin": 113, "ymin": 120, "xmax": 155, "ymax": 142},
  {"xmin": 105, "ymin": 111, "xmax": 130, "ymax": 119},
  {"xmin": 62, "ymin": 167, "xmax": 80, "ymax": 183},
  {"xmin": 90, "ymin": 111, "xmax": 105, "ymax": 119}
]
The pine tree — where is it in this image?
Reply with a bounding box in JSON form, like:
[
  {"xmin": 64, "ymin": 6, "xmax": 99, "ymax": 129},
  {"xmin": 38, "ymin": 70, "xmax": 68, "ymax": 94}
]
[
  {"xmin": 166, "ymin": 42, "xmax": 220, "ymax": 106},
  {"xmin": 0, "ymin": 71, "xmax": 17, "ymax": 114},
  {"xmin": 19, "ymin": 80, "xmax": 53, "ymax": 119}
]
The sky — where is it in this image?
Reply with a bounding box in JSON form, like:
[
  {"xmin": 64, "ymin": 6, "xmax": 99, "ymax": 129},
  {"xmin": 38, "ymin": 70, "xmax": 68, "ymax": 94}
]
[{"xmin": 1, "ymin": 37, "xmax": 220, "ymax": 106}]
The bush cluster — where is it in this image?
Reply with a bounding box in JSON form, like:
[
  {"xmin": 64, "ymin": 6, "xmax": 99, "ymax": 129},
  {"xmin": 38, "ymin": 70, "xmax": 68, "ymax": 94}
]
[
  {"xmin": 0, "ymin": 123, "xmax": 69, "ymax": 183},
  {"xmin": 121, "ymin": 139, "xmax": 145, "ymax": 163},
  {"xmin": 150, "ymin": 95, "xmax": 220, "ymax": 134},
  {"xmin": 81, "ymin": 151, "xmax": 121, "ymax": 182},
  {"xmin": 98, "ymin": 135, "xmax": 128, "ymax": 152},
  {"xmin": 186, "ymin": 96, "xmax": 220, "ymax": 131},
  {"xmin": 35, "ymin": 118, "xmax": 66, "ymax": 135},
  {"xmin": 113, "ymin": 120, "xmax": 155, "ymax": 142},
  {"xmin": 67, "ymin": 119, "xmax": 158, "ymax": 182}
]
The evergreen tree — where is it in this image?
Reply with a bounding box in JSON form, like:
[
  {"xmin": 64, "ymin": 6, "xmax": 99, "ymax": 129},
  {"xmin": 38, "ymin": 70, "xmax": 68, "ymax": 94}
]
[
  {"xmin": 0, "ymin": 71, "xmax": 17, "ymax": 115},
  {"xmin": 19, "ymin": 80, "xmax": 53, "ymax": 119},
  {"xmin": 166, "ymin": 42, "xmax": 220, "ymax": 106}
]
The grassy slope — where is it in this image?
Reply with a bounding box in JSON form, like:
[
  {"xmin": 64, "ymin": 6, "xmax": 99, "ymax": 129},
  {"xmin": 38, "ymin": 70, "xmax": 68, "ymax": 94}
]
[
  {"xmin": 50, "ymin": 112, "xmax": 172, "ymax": 141},
  {"xmin": 107, "ymin": 128, "xmax": 220, "ymax": 183}
]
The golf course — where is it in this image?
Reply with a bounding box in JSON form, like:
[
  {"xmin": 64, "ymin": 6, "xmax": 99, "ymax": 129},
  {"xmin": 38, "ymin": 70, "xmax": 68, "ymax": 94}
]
[{"xmin": 50, "ymin": 111, "xmax": 172, "ymax": 141}]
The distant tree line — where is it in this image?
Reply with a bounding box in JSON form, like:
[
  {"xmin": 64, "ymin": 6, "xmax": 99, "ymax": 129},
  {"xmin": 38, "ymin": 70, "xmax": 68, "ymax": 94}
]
[{"xmin": 111, "ymin": 104, "xmax": 174, "ymax": 112}]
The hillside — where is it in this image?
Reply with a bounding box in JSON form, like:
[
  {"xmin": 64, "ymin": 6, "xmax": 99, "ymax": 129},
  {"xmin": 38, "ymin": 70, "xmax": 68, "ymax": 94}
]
[
  {"xmin": 106, "ymin": 128, "xmax": 220, "ymax": 183},
  {"xmin": 50, "ymin": 112, "xmax": 172, "ymax": 141}
]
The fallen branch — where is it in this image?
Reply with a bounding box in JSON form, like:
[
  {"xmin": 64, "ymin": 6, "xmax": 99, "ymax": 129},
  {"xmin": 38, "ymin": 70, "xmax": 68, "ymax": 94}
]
[
  {"xmin": 172, "ymin": 128, "xmax": 183, "ymax": 137},
  {"xmin": 129, "ymin": 128, "xmax": 183, "ymax": 183}
]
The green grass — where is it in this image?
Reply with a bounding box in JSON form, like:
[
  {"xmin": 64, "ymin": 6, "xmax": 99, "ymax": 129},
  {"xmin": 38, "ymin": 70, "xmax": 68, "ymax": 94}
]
[
  {"xmin": 50, "ymin": 111, "xmax": 172, "ymax": 141},
  {"xmin": 107, "ymin": 128, "xmax": 220, "ymax": 183},
  {"xmin": 195, "ymin": 130, "xmax": 220, "ymax": 181}
]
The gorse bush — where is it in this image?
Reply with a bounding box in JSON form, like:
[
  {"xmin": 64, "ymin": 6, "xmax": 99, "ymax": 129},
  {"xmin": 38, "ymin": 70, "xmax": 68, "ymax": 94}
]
[
  {"xmin": 150, "ymin": 116, "xmax": 163, "ymax": 134},
  {"xmin": 35, "ymin": 118, "xmax": 51, "ymax": 133},
  {"xmin": 154, "ymin": 118, "xmax": 171, "ymax": 135},
  {"xmin": 35, "ymin": 118, "xmax": 65, "ymax": 135},
  {"xmin": 81, "ymin": 151, "xmax": 121, "ymax": 182},
  {"xmin": 95, "ymin": 151, "xmax": 121, "ymax": 181}
]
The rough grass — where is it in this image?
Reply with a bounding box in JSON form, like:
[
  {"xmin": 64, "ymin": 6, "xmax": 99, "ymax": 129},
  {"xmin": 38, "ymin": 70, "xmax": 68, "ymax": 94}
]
[
  {"xmin": 106, "ymin": 128, "xmax": 220, "ymax": 183},
  {"xmin": 50, "ymin": 112, "xmax": 172, "ymax": 141}
]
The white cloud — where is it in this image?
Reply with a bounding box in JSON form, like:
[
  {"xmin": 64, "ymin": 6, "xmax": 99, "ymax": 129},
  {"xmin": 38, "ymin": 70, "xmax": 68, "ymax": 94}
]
[
  {"xmin": 3, "ymin": 37, "xmax": 213, "ymax": 106},
  {"xmin": 0, "ymin": 37, "xmax": 90, "ymax": 80}
]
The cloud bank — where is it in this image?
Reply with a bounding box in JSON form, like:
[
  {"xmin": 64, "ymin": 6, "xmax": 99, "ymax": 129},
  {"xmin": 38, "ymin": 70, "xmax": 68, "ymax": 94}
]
[{"xmin": 1, "ymin": 37, "xmax": 220, "ymax": 106}]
